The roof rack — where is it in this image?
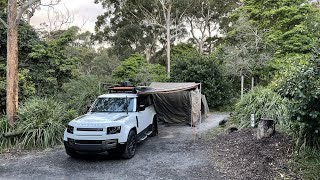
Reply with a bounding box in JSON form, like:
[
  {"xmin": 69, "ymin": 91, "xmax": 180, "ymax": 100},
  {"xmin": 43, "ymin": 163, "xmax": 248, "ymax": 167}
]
[
  {"xmin": 108, "ymin": 86, "xmax": 136, "ymax": 93},
  {"xmin": 108, "ymin": 81, "xmax": 137, "ymax": 93}
]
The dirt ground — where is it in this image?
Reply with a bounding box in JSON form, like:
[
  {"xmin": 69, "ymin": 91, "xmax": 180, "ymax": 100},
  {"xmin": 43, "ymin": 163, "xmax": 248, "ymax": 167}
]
[
  {"xmin": 205, "ymin": 128, "xmax": 299, "ymax": 180},
  {"xmin": 0, "ymin": 114, "xmax": 300, "ymax": 180},
  {"xmin": 0, "ymin": 113, "xmax": 228, "ymax": 180}
]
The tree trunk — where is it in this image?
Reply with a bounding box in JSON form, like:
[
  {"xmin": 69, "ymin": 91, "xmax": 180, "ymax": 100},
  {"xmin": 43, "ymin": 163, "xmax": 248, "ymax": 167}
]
[
  {"xmin": 199, "ymin": 39, "xmax": 204, "ymax": 54},
  {"xmin": 166, "ymin": 4, "xmax": 171, "ymax": 78},
  {"xmin": 6, "ymin": 0, "xmax": 18, "ymax": 126}
]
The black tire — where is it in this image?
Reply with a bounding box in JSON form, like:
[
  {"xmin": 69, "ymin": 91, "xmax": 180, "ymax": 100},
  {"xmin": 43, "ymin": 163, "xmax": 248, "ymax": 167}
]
[
  {"xmin": 150, "ymin": 116, "xmax": 158, "ymax": 137},
  {"xmin": 64, "ymin": 142, "xmax": 80, "ymax": 158},
  {"xmin": 121, "ymin": 129, "xmax": 137, "ymax": 159}
]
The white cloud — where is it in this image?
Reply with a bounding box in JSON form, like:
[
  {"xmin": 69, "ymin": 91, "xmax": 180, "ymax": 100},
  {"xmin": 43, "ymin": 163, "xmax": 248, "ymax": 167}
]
[{"xmin": 30, "ymin": 0, "xmax": 104, "ymax": 32}]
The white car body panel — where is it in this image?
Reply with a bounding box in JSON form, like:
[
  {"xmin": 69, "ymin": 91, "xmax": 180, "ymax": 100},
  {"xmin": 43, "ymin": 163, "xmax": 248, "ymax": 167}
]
[{"xmin": 63, "ymin": 93, "xmax": 156, "ymax": 152}]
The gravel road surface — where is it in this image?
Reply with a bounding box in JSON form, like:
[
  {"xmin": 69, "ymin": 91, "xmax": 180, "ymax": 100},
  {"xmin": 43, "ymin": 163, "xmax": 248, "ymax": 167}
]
[{"xmin": 0, "ymin": 113, "xmax": 228, "ymax": 180}]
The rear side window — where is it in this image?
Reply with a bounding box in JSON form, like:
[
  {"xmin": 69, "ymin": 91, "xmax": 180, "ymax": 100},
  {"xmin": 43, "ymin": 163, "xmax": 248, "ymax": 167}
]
[{"xmin": 137, "ymin": 95, "xmax": 152, "ymax": 107}]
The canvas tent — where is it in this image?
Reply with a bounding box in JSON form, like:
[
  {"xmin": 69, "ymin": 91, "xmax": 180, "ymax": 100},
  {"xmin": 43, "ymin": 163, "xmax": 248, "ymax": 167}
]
[{"xmin": 138, "ymin": 82, "xmax": 209, "ymax": 126}]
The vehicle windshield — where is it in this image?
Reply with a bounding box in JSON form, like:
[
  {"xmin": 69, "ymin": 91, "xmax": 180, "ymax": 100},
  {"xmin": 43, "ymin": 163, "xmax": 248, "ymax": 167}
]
[{"xmin": 90, "ymin": 97, "xmax": 134, "ymax": 112}]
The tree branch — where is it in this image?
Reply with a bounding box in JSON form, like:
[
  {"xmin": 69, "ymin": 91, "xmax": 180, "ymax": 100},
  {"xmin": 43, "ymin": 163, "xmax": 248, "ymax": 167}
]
[
  {"xmin": 16, "ymin": 0, "xmax": 41, "ymax": 24},
  {"xmin": 187, "ymin": 17, "xmax": 200, "ymax": 45}
]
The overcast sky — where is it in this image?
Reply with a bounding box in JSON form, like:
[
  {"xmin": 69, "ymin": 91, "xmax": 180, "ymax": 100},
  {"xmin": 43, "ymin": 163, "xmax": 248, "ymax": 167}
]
[{"xmin": 30, "ymin": 0, "xmax": 104, "ymax": 33}]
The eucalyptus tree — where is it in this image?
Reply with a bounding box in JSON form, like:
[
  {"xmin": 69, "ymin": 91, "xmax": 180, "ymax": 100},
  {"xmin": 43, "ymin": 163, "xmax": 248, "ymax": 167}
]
[
  {"xmin": 184, "ymin": 0, "xmax": 240, "ymax": 54},
  {"xmin": 95, "ymin": 0, "xmax": 192, "ymax": 78},
  {"xmin": 0, "ymin": 0, "xmax": 63, "ymax": 124}
]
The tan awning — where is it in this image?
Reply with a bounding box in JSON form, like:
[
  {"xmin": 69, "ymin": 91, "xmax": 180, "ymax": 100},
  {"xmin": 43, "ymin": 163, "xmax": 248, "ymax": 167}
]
[{"xmin": 138, "ymin": 82, "xmax": 200, "ymax": 94}]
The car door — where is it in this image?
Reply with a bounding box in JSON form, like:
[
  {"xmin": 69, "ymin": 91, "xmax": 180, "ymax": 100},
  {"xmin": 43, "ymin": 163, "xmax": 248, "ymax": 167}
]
[{"xmin": 136, "ymin": 95, "xmax": 153, "ymax": 133}]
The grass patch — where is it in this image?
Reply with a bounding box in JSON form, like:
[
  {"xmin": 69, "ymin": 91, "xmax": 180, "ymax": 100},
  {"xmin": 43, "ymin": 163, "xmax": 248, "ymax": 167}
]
[
  {"xmin": 290, "ymin": 148, "xmax": 320, "ymax": 179},
  {"xmin": 0, "ymin": 116, "xmax": 20, "ymax": 152}
]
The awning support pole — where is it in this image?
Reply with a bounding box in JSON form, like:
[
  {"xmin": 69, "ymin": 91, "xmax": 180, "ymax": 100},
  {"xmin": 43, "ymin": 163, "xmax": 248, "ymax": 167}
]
[{"xmin": 197, "ymin": 83, "xmax": 202, "ymax": 139}]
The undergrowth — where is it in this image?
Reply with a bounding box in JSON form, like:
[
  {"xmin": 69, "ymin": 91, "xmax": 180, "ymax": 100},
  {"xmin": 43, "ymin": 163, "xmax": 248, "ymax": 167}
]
[
  {"xmin": 231, "ymin": 87, "xmax": 290, "ymax": 130},
  {"xmin": 0, "ymin": 97, "xmax": 76, "ymax": 152},
  {"xmin": 290, "ymin": 148, "xmax": 320, "ymax": 180}
]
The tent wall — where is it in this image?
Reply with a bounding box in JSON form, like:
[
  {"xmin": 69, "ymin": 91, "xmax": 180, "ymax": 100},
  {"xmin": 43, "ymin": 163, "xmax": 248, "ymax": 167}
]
[
  {"xmin": 201, "ymin": 95, "xmax": 209, "ymax": 118},
  {"xmin": 152, "ymin": 91, "xmax": 192, "ymax": 124},
  {"xmin": 191, "ymin": 88, "xmax": 201, "ymax": 125}
]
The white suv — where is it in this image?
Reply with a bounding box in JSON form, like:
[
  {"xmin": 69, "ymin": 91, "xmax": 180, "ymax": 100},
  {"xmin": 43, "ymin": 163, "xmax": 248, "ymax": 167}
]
[{"xmin": 63, "ymin": 92, "xmax": 157, "ymax": 159}]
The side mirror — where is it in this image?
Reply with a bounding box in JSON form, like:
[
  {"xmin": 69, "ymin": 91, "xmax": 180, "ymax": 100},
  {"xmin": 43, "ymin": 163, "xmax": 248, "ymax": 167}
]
[{"xmin": 138, "ymin": 104, "xmax": 146, "ymax": 111}]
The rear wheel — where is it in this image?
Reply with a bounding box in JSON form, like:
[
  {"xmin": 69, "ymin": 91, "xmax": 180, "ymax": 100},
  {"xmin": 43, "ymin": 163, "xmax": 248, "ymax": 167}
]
[
  {"xmin": 150, "ymin": 116, "xmax": 158, "ymax": 137},
  {"xmin": 121, "ymin": 130, "xmax": 137, "ymax": 159}
]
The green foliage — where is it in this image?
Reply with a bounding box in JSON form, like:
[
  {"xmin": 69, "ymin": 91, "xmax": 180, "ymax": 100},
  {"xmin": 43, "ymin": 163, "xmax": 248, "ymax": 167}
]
[
  {"xmin": 0, "ymin": 0, "xmax": 6, "ymax": 10},
  {"xmin": 231, "ymin": 87, "xmax": 290, "ymax": 129},
  {"xmin": 290, "ymin": 148, "xmax": 320, "ymax": 179},
  {"xmin": 151, "ymin": 43, "xmax": 198, "ymax": 66},
  {"xmin": 94, "ymin": 0, "xmax": 163, "ymax": 60},
  {"xmin": 112, "ymin": 54, "xmax": 167, "ymax": 85},
  {"xmin": 171, "ymin": 54, "xmax": 234, "ymax": 108},
  {"xmin": 0, "ymin": 18, "xmax": 40, "ymax": 113},
  {"xmin": 0, "ymin": 115, "xmax": 19, "ymax": 152},
  {"xmin": 229, "ymin": 0, "xmax": 320, "ymax": 82},
  {"xmin": 0, "ymin": 98, "xmax": 75, "ymax": 151},
  {"xmin": 274, "ymin": 54, "xmax": 320, "ymax": 149},
  {"xmin": 27, "ymin": 27, "xmax": 80, "ymax": 95},
  {"xmin": 78, "ymin": 47, "xmax": 120, "ymax": 76},
  {"xmin": 60, "ymin": 75, "xmax": 114, "ymax": 115},
  {"xmin": 224, "ymin": 15, "xmax": 273, "ymax": 79},
  {"xmin": 94, "ymin": 0, "xmax": 193, "ymax": 60},
  {"xmin": 17, "ymin": 97, "xmax": 73, "ymax": 149}
]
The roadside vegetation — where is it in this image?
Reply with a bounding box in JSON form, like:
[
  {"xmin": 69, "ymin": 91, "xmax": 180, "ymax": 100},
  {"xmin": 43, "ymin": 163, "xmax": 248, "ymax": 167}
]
[{"xmin": 0, "ymin": 0, "xmax": 319, "ymax": 178}]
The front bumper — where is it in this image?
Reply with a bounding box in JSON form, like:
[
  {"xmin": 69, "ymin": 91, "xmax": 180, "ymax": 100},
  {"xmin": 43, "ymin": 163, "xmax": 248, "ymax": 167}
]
[{"xmin": 64, "ymin": 138, "xmax": 118, "ymax": 152}]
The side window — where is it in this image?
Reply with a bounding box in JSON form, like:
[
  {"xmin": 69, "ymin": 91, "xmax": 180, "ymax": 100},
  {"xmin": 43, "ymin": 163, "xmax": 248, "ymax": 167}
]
[{"xmin": 137, "ymin": 95, "xmax": 151, "ymax": 107}]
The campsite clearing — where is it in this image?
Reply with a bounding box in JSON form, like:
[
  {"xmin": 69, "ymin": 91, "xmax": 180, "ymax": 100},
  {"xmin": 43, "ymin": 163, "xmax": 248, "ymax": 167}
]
[{"xmin": 0, "ymin": 113, "xmax": 228, "ymax": 180}]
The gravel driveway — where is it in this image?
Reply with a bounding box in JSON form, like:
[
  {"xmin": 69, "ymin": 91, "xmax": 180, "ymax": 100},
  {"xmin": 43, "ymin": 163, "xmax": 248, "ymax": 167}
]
[{"xmin": 0, "ymin": 113, "xmax": 228, "ymax": 180}]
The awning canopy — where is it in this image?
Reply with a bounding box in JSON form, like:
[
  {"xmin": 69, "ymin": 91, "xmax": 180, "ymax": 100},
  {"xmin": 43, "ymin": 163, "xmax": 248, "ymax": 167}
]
[{"xmin": 138, "ymin": 82, "xmax": 200, "ymax": 94}]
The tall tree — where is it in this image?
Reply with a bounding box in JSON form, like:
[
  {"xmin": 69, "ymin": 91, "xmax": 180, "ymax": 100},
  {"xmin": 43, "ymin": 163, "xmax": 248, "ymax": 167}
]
[
  {"xmin": 1, "ymin": 0, "xmax": 38, "ymax": 125},
  {"xmin": 95, "ymin": 0, "xmax": 191, "ymax": 78},
  {"xmin": 185, "ymin": 0, "xmax": 239, "ymax": 54}
]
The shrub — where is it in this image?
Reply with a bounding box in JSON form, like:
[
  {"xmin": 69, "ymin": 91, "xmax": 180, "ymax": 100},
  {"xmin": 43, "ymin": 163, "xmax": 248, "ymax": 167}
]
[
  {"xmin": 16, "ymin": 97, "xmax": 70, "ymax": 149},
  {"xmin": 231, "ymin": 87, "xmax": 290, "ymax": 129},
  {"xmin": 171, "ymin": 55, "xmax": 234, "ymax": 108},
  {"xmin": 112, "ymin": 54, "xmax": 167, "ymax": 85},
  {"xmin": 274, "ymin": 55, "xmax": 320, "ymax": 149},
  {"xmin": 60, "ymin": 75, "xmax": 113, "ymax": 115}
]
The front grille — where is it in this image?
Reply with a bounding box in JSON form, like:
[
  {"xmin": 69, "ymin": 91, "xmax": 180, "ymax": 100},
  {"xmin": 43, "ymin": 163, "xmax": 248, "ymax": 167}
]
[
  {"xmin": 75, "ymin": 140, "xmax": 103, "ymax": 144},
  {"xmin": 77, "ymin": 128, "xmax": 103, "ymax": 131}
]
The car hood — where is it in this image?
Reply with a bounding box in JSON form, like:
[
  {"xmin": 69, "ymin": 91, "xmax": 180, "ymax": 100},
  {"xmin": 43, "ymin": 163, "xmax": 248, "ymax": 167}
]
[{"xmin": 71, "ymin": 113, "xmax": 129, "ymax": 124}]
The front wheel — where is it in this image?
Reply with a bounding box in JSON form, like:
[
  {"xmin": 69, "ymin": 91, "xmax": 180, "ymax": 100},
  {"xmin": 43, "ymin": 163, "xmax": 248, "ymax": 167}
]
[
  {"xmin": 64, "ymin": 142, "xmax": 80, "ymax": 158},
  {"xmin": 121, "ymin": 130, "xmax": 137, "ymax": 159}
]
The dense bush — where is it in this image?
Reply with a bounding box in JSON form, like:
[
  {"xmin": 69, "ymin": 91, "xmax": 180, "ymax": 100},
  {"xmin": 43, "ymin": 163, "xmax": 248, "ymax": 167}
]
[
  {"xmin": 231, "ymin": 87, "xmax": 290, "ymax": 129},
  {"xmin": 171, "ymin": 55, "xmax": 234, "ymax": 108},
  {"xmin": 274, "ymin": 55, "xmax": 320, "ymax": 149},
  {"xmin": 17, "ymin": 97, "xmax": 73, "ymax": 149},
  {"xmin": 60, "ymin": 75, "xmax": 114, "ymax": 115},
  {"xmin": 0, "ymin": 98, "xmax": 73, "ymax": 151},
  {"xmin": 112, "ymin": 54, "xmax": 167, "ymax": 85}
]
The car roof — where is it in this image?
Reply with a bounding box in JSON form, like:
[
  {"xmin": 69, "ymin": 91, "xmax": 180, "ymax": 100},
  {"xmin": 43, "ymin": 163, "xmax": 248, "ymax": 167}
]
[{"xmin": 98, "ymin": 93, "xmax": 138, "ymax": 98}]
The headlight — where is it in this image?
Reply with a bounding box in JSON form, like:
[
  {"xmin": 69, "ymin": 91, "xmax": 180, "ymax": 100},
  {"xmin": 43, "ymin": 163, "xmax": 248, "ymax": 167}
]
[
  {"xmin": 67, "ymin": 125, "xmax": 74, "ymax": 134},
  {"xmin": 107, "ymin": 126, "xmax": 121, "ymax": 134}
]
